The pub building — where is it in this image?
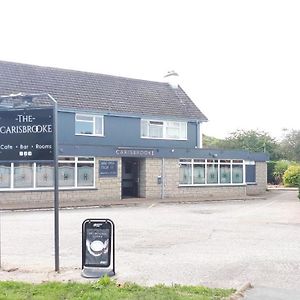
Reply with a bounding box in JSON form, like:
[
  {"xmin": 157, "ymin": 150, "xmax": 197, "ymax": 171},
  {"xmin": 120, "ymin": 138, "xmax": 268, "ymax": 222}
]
[{"xmin": 0, "ymin": 61, "xmax": 268, "ymax": 208}]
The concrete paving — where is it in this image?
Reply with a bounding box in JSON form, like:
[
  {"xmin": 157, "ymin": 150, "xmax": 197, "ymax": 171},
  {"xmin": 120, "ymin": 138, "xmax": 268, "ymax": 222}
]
[
  {"xmin": 0, "ymin": 190, "xmax": 300, "ymax": 298},
  {"xmin": 244, "ymin": 286, "xmax": 300, "ymax": 300}
]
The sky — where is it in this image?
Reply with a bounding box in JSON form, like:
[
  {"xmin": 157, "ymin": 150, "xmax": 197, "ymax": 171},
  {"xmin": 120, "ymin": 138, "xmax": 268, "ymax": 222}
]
[{"xmin": 0, "ymin": 0, "xmax": 299, "ymax": 140}]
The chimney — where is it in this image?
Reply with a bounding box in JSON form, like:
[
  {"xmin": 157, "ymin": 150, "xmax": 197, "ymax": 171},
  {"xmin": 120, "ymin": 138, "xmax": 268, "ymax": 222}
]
[{"xmin": 164, "ymin": 70, "xmax": 179, "ymax": 88}]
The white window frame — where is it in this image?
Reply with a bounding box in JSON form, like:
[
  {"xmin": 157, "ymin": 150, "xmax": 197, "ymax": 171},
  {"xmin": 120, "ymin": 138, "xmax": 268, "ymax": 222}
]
[
  {"xmin": 179, "ymin": 159, "xmax": 246, "ymax": 186},
  {"xmin": 75, "ymin": 114, "xmax": 104, "ymax": 136},
  {"xmin": 141, "ymin": 119, "xmax": 187, "ymax": 140},
  {"xmin": 0, "ymin": 157, "xmax": 95, "ymax": 191}
]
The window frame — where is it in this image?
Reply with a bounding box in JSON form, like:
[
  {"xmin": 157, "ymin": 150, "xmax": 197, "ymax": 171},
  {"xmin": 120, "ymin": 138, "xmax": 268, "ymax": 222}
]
[
  {"xmin": 179, "ymin": 159, "xmax": 246, "ymax": 186},
  {"xmin": 141, "ymin": 119, "xmax": 187, "ymax": 140},
  {"xmin": 75, "ymin": 114, "xmax": 104, "ymax": 137},
  {"xmin": 0, "ymin": 157, "xmax": 95, "ymax": 191}
]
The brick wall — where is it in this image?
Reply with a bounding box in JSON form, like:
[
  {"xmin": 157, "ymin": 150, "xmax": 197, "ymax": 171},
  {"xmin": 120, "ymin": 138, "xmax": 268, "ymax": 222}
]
[
  {"xmin": 162, "ymin": 158, "xmax": 246, "ymax": 199},
  {"xmin": 0, "ymin": 157, "xmax": 267, "ymax": 209},
  {"xmin": 0, "ymin": 157, "xmax": 121, "ymax": 209},
  {"xmin": 143, "ymin": 158, "xmax": 162, "ymax": 198},
  {"xmin": 246, "ymin": 161, "xmax": 267, "ymax": 195}
]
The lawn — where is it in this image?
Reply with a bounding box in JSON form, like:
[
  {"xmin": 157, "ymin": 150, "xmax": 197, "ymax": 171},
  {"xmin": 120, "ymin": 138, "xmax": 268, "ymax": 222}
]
[{"xmin": 0, "ymin": 276, "xmax": 235, "ymax": 300}]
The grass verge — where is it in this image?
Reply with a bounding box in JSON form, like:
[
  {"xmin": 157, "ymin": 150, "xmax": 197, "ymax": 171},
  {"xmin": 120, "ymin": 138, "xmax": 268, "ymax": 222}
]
[{"xmin": 0, "ymin": 276, "xmax": 235, "ymax": 300}]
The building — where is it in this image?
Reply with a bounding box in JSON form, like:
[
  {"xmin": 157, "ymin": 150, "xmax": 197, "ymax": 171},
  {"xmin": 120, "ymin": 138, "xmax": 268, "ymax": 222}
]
[{"xmin": 0, "ymin": 61, "xmax": 268, "ymax": 208}]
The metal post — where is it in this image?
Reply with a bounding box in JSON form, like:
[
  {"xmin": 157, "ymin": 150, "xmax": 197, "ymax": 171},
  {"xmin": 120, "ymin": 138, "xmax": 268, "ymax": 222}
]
[
  {"xmin": 0, "ymin": 92, "xmax": 60, "ymax": 272},
  {"xmin": 48, "ymin": 94, "xmax": 60, "ymax": 272},
  {"xmin": 0, "ymin": 210, "xmax": 1, "ymax": 269}
]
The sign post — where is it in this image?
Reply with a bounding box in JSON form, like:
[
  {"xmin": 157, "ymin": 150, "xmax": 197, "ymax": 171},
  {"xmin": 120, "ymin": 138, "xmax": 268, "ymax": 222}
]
[
  {"xmin": 82, "ymin": 219, "xmax": 115, "ymax": 278},
  {"xmin": 0, "ymin": 93, "xmax": 60, "ymax": 272}
]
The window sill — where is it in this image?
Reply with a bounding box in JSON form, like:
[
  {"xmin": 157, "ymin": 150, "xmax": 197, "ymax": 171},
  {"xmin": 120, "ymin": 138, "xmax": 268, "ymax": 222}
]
[
  {"xmin": 141, "ymin": 136, "xmax": 187, "ymax": 141},
  {"xmin": 75, "ymin": 134, "xmax": 104, "ymax": 137},
  {"xmin": 0, "ymin": 187, "xmax": 97, "ymax": 192},
  {"xmin": 178, "ymin": 183, "xmax": 246, "ymax": 187}
]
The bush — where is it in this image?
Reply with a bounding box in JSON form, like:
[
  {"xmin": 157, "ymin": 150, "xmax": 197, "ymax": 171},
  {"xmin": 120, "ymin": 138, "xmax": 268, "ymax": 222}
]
[
  {"xmin": 283, "ymin": 165, "xmax": 300, "ymax": 187},
  {"xmin": 267, "ymin": 161, "xmax": 276, "ymax": 184},
  {"xmin": 274, "ymin": 160, "xmax": 290, "ymax": 181}
]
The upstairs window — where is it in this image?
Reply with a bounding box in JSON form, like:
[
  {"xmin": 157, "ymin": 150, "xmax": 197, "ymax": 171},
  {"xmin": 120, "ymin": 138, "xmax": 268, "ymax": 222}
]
[
  {"xmin": 75, "ymin": 114, "xmax": 104, "ymax": 136},
  {"xmin": 141, "ymin": 119, "xmax": 187, "ymax": 140}
]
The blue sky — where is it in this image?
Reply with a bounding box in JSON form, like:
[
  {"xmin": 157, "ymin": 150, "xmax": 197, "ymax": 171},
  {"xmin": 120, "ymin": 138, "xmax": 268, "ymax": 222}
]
[{"xmin": 1, "ymin": 0, "xmax": 299, "ymax": 139}]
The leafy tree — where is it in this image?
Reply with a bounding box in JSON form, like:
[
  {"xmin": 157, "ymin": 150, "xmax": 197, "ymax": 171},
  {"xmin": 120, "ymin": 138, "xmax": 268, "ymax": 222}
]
[
  {"xmin": 221, "ymin": 130, "xmax": 280, "ymax": 160},
  {"xmin": 279, "ymin": 130, "xmax": 300, "ymax": 162},
  {"xmin": 202, "ymin": 134, "xmax": 224, "ymax": 148}
]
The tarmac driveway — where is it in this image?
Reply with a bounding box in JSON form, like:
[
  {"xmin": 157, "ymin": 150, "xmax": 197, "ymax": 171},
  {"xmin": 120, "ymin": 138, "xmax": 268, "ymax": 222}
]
[{"xmin": 0, "ymin": 190, "xmax": 300, "ymax": 293}]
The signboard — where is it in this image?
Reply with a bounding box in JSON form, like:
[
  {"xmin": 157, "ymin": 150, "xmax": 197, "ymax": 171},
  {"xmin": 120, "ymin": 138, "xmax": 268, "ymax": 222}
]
[
  {"xmin": 115, "ymin": 148, "xmax": 155, "ymax": 157},
  {"xmin": 99, "ymin": 160, "xmax": 118, "ymax": 177},
  {"xmin": 82, "ymin": 219, "xmax": 115, "ymax": 278},
  {"xmin": 0, "ymin": 108, "xmax": 54, "ymax": 161}
]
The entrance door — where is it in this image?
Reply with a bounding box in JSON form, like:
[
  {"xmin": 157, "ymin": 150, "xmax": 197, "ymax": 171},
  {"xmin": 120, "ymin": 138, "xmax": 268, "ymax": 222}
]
[{"xmin": 122, "ymin": 158, "xmax": 139, "ymax": 198}]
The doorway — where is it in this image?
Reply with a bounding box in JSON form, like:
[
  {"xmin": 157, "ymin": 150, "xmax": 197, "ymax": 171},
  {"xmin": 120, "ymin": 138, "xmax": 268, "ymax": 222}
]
[{"xmin": 121, "ymin": 158, "xmax": 140, "ymax": 198}]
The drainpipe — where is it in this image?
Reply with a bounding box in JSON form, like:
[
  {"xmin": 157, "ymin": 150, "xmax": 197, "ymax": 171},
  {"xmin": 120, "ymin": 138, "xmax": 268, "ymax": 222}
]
[
  {"xmin": 196, "ymin": 121, "xmax": 202, "ymax": 148},
  {"xmin": 161, "ymin": 158, "xmax": 165, "ymax": 199}
]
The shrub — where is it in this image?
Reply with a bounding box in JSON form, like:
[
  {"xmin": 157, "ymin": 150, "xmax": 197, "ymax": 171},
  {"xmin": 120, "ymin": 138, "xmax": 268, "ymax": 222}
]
[
  {"xmin": 283, "ymin": 165, "xmax": 300, "ymax": 187},
  {"xmin": 267, "ymin": 161, "xmax": 276, "ymax": 184},
  {"xmin": 274, "ymin": 160, "xmax": 291, "ymax": 184}
]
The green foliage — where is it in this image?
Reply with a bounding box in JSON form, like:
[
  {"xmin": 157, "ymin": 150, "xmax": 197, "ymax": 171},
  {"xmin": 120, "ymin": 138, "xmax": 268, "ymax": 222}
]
[
  {"xmin": 0, "ymin": 280, "xmax": 234, "ymax": 300},
  {"xmin": 202, "ymin": 134, "xmax": 224, "ymax": 149},
  {"xmin": 267, "ymin": 161, "xmax": 276, "ymax": 184},
  {"xmin": 272, "ymin": 160, "xmax": 291, "ymax": 184},
  {"xmin": 280, "ymin": 129, "xmax": 300, "ymax": 162},
  {"xmin": 283, "ymin": 165, "xmax": 300, "ymax": 187},
  {"xmin": 223, "ymin": 129, "xmax": 279, "ymax": 160},
  {"xmin": 203, "ymin": 130, "xmax": 280, "ymax": 160}
]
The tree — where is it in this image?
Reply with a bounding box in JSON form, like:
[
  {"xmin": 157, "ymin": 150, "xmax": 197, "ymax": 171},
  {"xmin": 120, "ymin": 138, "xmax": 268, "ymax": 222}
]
[
  {"xmin": 221, "ymin": 129, "xmax": 280, "ymax": 160},
  {"xmin": 202, "ymin": 134, "xmax": 224, "ymax": 149},
  {"xmin": 279, "ymin": 130, "xmax": 300, "ymax": 162}
]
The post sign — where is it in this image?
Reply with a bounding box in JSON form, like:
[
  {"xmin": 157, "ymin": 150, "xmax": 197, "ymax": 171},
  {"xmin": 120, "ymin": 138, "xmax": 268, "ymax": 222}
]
[
  {"xmin": 99, "ymin": 160, "xmax": 118, "ymax": 177},
  {"xmin": 0, "ymin": 108, "xmax": 54, "ymax": 161},
  {"xmin": 82, "ymin": 219, "xmax": 115, "ymax": 278}
]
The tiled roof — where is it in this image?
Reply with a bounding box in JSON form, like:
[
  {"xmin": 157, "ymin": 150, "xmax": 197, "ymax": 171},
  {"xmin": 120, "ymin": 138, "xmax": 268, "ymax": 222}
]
[{"xmin": 0, "ymin": 60, "xmax": 208, "ymax": 121}]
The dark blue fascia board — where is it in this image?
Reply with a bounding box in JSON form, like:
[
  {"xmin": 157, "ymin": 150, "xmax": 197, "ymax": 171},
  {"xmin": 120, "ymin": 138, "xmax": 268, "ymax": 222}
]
[{"xmin": 58, "ymin": 144, "xmax": 269, "ymax": 162}]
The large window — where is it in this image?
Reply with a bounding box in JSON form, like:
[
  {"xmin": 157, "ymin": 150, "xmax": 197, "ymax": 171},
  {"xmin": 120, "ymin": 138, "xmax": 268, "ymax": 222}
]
[
  {"xmin": 75, "ymin": 114, "xmax": 104, "ymax": 136},
  {"xmin": 179, "ymin": 159, "xmax": 245, "ymax": 185},
  {"xmin": 0, "ymin": 164, "xmax": 11, "ymax": 188},
  {"xmin": 141, "ymin": 119, "xmax": 187, "ymax": 140},
  {"xmin": 0, "ymin": 157, "xmax": 95, "ymax": 190}
]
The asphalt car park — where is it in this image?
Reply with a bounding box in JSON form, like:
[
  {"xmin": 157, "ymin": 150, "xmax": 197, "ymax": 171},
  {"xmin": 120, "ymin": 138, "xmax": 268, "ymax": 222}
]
[{"xmin": 0, "ymin": 190, "xmax": 300, "ymax": 293}]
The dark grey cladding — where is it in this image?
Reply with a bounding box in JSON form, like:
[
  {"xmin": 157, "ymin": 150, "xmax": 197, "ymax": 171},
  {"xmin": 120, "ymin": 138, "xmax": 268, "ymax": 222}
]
[{"xmin": 0, "ymin": 61, "xmax": 208, "ymax": 121}]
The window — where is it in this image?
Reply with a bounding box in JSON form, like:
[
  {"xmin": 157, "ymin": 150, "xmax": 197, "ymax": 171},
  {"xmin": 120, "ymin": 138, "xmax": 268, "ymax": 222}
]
[
  {"xmin": 179, "ymin": 159, "xmax": 245, "ymax": 185},
  {"xmin": 14, "ymin": 163, "xmax": 34, "ymax": 188},
  {"xmin": 0, "ymin": 157, "xmax": 95, "ymax": 190},
  {"xmin": 179, "ymin": 162, "xmax": 192, "ymax": 184},
  {"xmin": 245, "ymin": 161, "xmax": 256, "ymax": 183},
  {"xmin": 207, "ymin": 160, "xmax": 218, "ymax": 184},
  {"xmin": 0, "ymin": 164, "xmax": 11, "ymax": 188},
  {"xmin": 193, "ymin": 163, "xmax": 205, "ymax": 184},
  {"xmin": 75, "ymin": 114, "xmax": 104, "ymax": 136},
  {"xmin": 141, "ymin": 119, "xmax": 187, "ymax": 140},
  {"xmin": 220, "ymin": 160, "xmax": 231, "ymax": 184},
  {"xmin": 36, "ymin": 163, "xmax": 54, "ymax": 187}
]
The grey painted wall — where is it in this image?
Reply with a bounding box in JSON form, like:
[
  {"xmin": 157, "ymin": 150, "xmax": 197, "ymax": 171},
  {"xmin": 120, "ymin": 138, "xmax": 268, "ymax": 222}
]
[{"xmin": 58, "ymin": 111, "xmax": 197, "ymax": 149}]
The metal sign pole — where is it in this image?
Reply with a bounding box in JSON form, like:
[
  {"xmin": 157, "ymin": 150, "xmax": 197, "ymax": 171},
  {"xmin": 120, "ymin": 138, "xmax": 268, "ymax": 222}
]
[
  {"xmin": 0, "ymin": 92, "xmax": 60, "ymax": 272},
  {"xmin": 0, "ymin": 210, "xmax": 1, "ymax": 269},
  {"xmin": 48, "ymin": 94, "xmax": 60, "ymax": 272}
]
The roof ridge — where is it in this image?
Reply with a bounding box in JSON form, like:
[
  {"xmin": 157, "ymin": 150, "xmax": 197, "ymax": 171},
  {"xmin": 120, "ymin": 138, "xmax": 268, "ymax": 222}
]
[{"xmin": 0, "ymin": 60, "xmax": 168, "ymax": 86}]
